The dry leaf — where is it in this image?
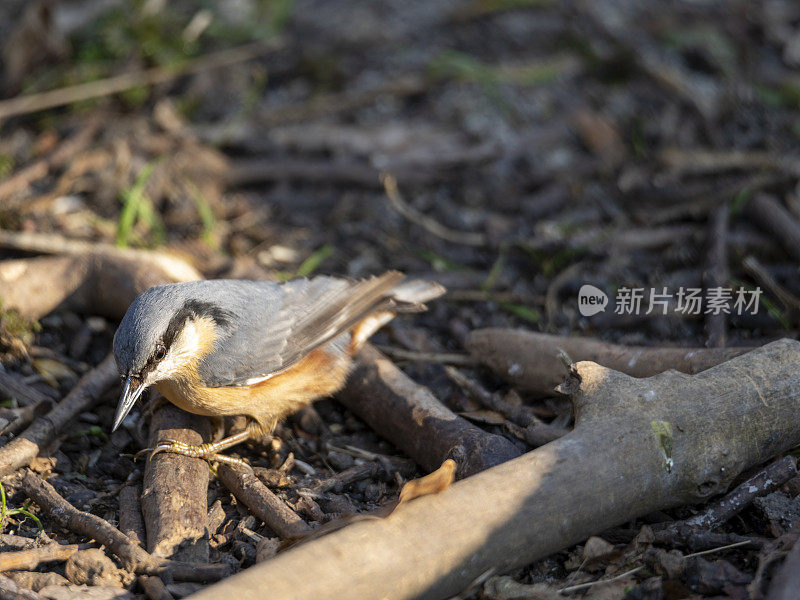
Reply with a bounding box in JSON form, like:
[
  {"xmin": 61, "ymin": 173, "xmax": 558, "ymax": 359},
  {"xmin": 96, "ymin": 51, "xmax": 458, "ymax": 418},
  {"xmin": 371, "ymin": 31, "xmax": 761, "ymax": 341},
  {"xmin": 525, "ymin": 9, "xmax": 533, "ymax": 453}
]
[
  {"xmin": 398, "ymin": 458, "xmax": 456, "ymax": 505},
  {"xmin": 33, "ymin": 358, "xmax": 76, "ymax": 387}
]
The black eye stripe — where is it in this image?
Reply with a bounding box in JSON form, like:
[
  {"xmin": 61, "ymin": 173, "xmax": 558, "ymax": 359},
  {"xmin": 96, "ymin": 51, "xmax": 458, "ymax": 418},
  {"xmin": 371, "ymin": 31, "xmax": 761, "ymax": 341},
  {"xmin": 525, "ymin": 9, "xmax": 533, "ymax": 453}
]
[{"xmin": 162, "ymin": 300, "xmax": 234, "ymax": 351}]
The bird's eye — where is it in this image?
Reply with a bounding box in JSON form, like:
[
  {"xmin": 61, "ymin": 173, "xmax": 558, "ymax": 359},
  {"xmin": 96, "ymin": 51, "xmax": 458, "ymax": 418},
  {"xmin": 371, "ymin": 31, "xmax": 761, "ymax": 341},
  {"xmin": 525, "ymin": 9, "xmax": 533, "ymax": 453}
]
[{"xmin": 154, "ymin": 344, "xmax": 166, "ymax": 361}]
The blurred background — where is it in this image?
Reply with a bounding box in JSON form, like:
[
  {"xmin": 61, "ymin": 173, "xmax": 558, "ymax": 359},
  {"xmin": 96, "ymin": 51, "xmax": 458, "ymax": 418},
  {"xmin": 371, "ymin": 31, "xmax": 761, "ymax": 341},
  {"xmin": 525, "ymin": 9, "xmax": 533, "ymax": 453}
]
[
  {"xmin": 1, "ymin": 0, "xmax": 800, "ymax": 354},
  {"xmin": 3, "ymin": 3, "xmax": 800, "ymax": 597}
]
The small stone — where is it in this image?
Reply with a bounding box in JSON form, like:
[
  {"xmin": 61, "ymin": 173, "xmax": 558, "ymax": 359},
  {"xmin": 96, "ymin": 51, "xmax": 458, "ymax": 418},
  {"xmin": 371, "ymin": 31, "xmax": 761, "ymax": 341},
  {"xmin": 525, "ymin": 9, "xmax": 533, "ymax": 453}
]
[
  {"xmin": 582, "ymin": 536, "xmax": 615, "ymax": 562},
  {"xmin": 256, "ymin": 537, "xmax": 279, "ymax": 563},
  {"xmin": 65, "ymin": 549, "xmax": 125, "ymax": 587}
]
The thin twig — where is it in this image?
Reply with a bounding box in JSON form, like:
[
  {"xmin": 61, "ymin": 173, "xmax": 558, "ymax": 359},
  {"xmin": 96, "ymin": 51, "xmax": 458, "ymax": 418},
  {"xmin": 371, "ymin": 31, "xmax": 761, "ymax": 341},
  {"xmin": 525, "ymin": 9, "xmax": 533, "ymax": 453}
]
[
  {"xmin": 559, "ymin": 540, "xmax": 754, "ymax": 595},
  {"xmin": 680, "ymin": 456, "xmax": 797, "ymax": 529},
  {"xmin": 217, "ymin": 464, "xmax": 312, "ymax": 539},
  {"xmin": 381, "ymin": 173, "xmax": 487, "ymax": 246},
  {"xmin": 559, "ymin": 566, "xmax": 644, "ymax": 594},
  {"xmin": 705, "ymin": 204, "xmax": 729, "ymax": 347},
  {"xmin": 684, "ymin": 539, "xmax": 753, "ymax": 558},
  {"xmin": 0, "ymin": 354, "xmax": 118, "ymax": 476},
  {"xmin": 20, "ymin": 471, "xmax": 230, "ymax": 582},
  {"xmin": 0, "ymin": 41, "xmax": 282, "ymax": 121},
  {"xmin": 21, "ymin": 471, "xmax": 155, "ymax": 572},
  {"xmin": 373, "ymin": 346, "xmax": 476, "ymax": 366}
]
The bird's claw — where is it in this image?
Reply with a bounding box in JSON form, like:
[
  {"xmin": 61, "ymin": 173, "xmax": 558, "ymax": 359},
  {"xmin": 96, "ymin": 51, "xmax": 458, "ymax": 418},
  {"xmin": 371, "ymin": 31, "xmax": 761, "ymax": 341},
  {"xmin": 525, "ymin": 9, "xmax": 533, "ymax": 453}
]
[{"xmin": 134, "ymin": 439, "xmax": 254, "ymax": 475}]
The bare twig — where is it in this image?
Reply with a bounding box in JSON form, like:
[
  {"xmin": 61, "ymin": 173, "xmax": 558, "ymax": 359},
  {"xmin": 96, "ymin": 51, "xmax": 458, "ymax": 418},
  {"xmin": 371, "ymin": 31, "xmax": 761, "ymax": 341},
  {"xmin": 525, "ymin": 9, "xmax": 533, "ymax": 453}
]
[
  {"xmin": 139, "ymin": 575, "xmax": 175, "ymax": 600},
  {"xmin": 559, "ymin": 566, "xmax": 643, "ymax": 594},
  {"xmin": 142, "ymin": 403, "xmax": 210, "ymax": 562},
  {"xmin": 678, "ymin": 456, "xmax": 797, "ymax": 530},
  {"xmin": 746, "ymin": 194, "xmax": 800, "ymax": 263},
  {"xmin": 743, "ymin": 256, "xmax": 800, "ymax": 318},
  {"xmin": 467, "ymin": 329, "xmax": 752, "ymax": 395},
  {"xmin": 20, "ymin": 471, "xmax": 230, "ymax": 582},
  {"xmin": 381, "ymin": 174, "xmax": 487, "ymax": 246},
  {"xmin": 337, "ymin": 344, "xmax": 520, "ymax": 478},
  {"xmin": 217, "ymin": 465, "xmax": 312, "ymax": 539},
  {"xmin": 374, "ymin": 346, "xmax": 476, "ymax": 366},
  {"xmin": 0, "ymin": 229, "xmax": 202, "ymax": 283},
  {"xmin": 309, "ymin": 460, "xmax": 416, "ymax": 495},
  {"xmin": 0, "ymin": 370, "xmax": 53, "ymax": 407},
  {"xmin": 119, "ymin": 484, "xmax": 146, "ymax": 547},
  {"xmin": 445, "ymin": 367, "xmax": 567, "ymax": 447},
  {"xmin": 21, "ymin": 471, "xmax": 155, "ymax": 572},
  {"xmin": 653, "ymin": 527, "xmax": 765, "ymax": 553},
  {"xmin": 0, "ymin": 354, "xmax": 118, "ymax": 476},
  {"xmin": 0, "ymin": 41, "xmax": 281, "ymax": 121},
  {"xmin": 705, "ymin": 205, "xmax": 729, "ymax": 347},
  {"xmin": 0, "ymin": 543, "xmax": 80, "ymax": 572}
]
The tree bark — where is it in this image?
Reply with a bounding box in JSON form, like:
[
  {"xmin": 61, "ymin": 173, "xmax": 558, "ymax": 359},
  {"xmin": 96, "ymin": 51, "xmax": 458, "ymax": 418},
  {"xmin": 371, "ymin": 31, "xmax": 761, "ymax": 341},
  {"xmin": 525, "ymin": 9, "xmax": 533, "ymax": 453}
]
[
  {"xmin": 337, "ymin": 344, "xmax": 521, "ymax": 477},
  {"xmin": 142, "ymin": 404, "xmax": 210, "ymax": 562},
  {"xmin": 467, "ymin": 328, "xmax": 750, "ymax": 396},
  {"xmin": 191, "ymin": 339, "xmax": 800, "ymax": 600}
]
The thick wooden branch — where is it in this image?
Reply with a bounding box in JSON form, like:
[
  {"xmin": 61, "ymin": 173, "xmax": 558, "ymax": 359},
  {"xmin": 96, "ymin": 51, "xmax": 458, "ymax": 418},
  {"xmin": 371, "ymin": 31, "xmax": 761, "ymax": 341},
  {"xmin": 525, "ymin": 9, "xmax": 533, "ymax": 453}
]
[
  {"xmin": 467, "ymin": 328, "xmax": 750, "ymax": 395},
  {"xmin": 142, "ymin": 404, "xmax": 211, "ymax": 562},
  {"xmin": 217, "ymin": 465, "xmax": 312, "ymax": 539},
  {"xmin": 337, "ymin": 344, "xmax": 521, "ymax": 477},
  {"xmin": 0, "ymin": 249, "xmax": 199, "ymax": 321},
  {"xmin": 192, "ymin": 339, "xmax": 800, "ymax": 600}
]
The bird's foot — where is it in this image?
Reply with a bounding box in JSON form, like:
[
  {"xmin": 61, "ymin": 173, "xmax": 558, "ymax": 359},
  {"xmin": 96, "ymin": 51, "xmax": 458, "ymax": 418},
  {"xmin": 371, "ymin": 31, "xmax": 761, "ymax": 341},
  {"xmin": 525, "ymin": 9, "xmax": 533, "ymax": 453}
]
[{"xmin": 136, "ymin": 439, "xmax": 254, "ymax": 474}]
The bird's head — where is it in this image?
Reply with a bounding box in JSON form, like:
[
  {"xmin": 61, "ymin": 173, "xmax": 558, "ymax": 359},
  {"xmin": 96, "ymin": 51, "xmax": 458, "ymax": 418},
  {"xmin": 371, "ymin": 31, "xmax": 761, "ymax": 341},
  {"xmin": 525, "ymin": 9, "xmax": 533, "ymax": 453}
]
[{"xmin": 112, "ymin": 283, "xmax": 231, "ymax": 432}]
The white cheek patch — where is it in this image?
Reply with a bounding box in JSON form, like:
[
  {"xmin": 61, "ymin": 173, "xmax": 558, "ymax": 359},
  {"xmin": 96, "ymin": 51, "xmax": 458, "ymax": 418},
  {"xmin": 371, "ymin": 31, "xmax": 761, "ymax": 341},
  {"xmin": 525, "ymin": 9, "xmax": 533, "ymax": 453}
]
[{"xmin": 145, "ymin": 319, "xmax": 207, "ymax": 384}]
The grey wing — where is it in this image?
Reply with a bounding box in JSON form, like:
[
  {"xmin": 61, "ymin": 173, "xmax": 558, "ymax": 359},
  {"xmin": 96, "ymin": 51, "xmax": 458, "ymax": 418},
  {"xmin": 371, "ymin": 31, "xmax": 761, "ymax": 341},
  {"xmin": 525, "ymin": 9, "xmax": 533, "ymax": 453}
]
[{"xmin": 199, "ymin": 272, "xmax": 406, "ymax": 387}]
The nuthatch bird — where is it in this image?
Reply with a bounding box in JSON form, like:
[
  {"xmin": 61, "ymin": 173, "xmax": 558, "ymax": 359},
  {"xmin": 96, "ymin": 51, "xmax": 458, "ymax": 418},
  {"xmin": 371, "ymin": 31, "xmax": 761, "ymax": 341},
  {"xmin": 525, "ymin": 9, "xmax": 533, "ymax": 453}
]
[{"xmin": 112, "ymin": 271, "xmax": 444, "ymax": 468}]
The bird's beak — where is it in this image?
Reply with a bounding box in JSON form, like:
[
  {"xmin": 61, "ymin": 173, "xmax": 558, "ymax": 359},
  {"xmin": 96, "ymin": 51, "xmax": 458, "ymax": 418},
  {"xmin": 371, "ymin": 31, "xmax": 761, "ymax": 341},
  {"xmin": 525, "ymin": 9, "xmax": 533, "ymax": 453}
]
[{"xmin": 112, "ymin": 375, "xmax": 147, "ymax": 432}]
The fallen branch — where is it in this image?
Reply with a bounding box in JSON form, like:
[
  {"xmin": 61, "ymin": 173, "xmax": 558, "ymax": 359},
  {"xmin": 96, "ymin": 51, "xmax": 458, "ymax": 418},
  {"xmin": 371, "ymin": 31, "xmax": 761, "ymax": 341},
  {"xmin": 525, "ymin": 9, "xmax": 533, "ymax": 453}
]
[
  {"xmin": 119, "ymin": 484, "xmax": 146, "ymax": 547},
  {"xmin": 746, "ymin": 194, "xmax": 800, "ymax": 263},
  {"xmin": 0, "ymin": 253, "xmax": 199, "ymax": 321},
  {"xmin": 0, "ymin": 370, "xmax": 54, "ymax": 407},
  {"xmin": 20, "ymin": 471, "xmax": 230, "ymax": 583},
  {"xmin": 309, "ymin": 459, "xmax": 416, "ymax": 495},
  {"xmin": 191, "ymin": 339, "xmax": 800, "ymax": 600},
  {"xmin": 21, "ymin": 471, "xmax": 155, "ymax": 572},
  {"xmin": 0, "ymin": 543, "xmax": 80, "ymax": 571},
  {"xmin": 652, "ymin": 527, "xmax": 764, "ymax": 553},
  {"xmin": 381, "ymin": 174, "xmax": 487, "ymax": 247},
  {"xmin": 705, "ymin": 205, "xmax": 729, "ymax": 347},
  {"xmin": 0, "ymin": 41, "xmax": 280, "ymax": 121},
  {"xmin": 138, "ymin": 575, "xmax": 175, "ymax": 600},
  {"xmin": 217, "ymin": 465, "xmax": 312, "ymax": 539},
  {"xmin": 676, "ymin": 455, "xmax": 796, "ymax": 530},
  {"xmin": 142, "ymin": 403, "xmax": 211, "ymax": 561},
  {"xmin": 467, "ymin": 329, "xmax": 751, "ymax": 396},
  {"xmin": 337, "ymin": 344, "xmax": 521, "ymax": 477},
  {"xmin": 0, "ymin": 354, "xmax": 118, "ymax": 476},
  {"xmin": 445, "ymin": 366, "xmax": 567, "ymax": 447}
]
